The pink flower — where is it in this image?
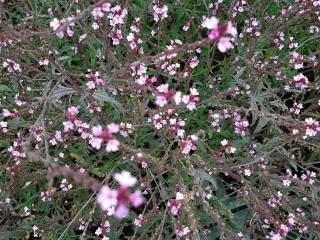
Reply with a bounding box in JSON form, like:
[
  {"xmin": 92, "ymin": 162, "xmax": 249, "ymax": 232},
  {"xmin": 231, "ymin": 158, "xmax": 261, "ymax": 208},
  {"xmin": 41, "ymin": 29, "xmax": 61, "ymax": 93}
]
[
  {"xmin": 114, "ymin": 186, "xmax": 143, "ymax": 218},
  {"xmin": 204, "ymin": 17, "xmax": 237, "ymax": 52},
  {"xmin": 97, "ymin": 171, "xmax": 144, "ymax": 219},
  {"xmin": 189, "ymin": 56, "xmax": 199, "ymax": 68},
  {"xmin": 182, "ymin": 88, "xmax": 200, "ymax": 110},
  {"xmin": 305, "ymin": 118, "xmax": 320, "ymax": 137},
  {"xmin": 176, "ymin": 225, "xmax": 190, "ymax": 237},
  {"xmin": 129, "ymin": 190, "xmax": 144, "ymax": 207},
  {"xmin": 150, "ymin": 114, "xmax": 167, "ymax": 129},
  {"xmin": 91, "ymin": 7, "xmax": 104, "ymax": 19},
  {"xmin": 97, "ymin": 186, "xmax": 118, "ymax": 210},
  {"xmin": 2, "ymin": 109, "xmax": 12, "ymax": 117},
  {"xmin": 202, "ymin": 16, "xmax": 219, "ymax": 29},
  {"xmin": 66, "ymin": 28, "xmax": 74, "ymax": 37},
  {"xmin": 62, "ymin": 106, "xmax": 80, "ymax": 132},
  {"xmin": 110, "ymin": 29, "xmax": 123, "ymax": 45},
  {"xmin": 86, "ymin": 81, "xmax": 95, "ymax": 89},
  {"xmin": 108, "ymin": 123, "xmax": 120, "ymax": 133},
  {"xmin": 106, "ymin": 139, "xmax": 120, "ymax": 152},
  {"xmin": 235, "ymin": 120, "xmax": 249, "ymax": 136},
  {"xmin": 102, "ymin": 3, "xmax": 111, "ymax": 12},
  {"xmin": 67, "ymin": 106, "xmax": 79, "ymax": 116},
  {"xmin": 169, "ymin": 118, "xmax": 185, "ymax": 138},
  {"xmin": 134, "ymin": 214, "xmax": 146, "ymax": 227},
  {"xmin": 267, "ymin": 191, "xmax": 282, "ymax": 208},
  {"xmin": 39, "ymin": 58, "xmax": 49, "ymax": 66},
  {"xmin": 50, "ymin": 18, "xmax": 60, "ymax": 31},
  {"xmin": 293, "ymin": 73, "xmax": 309, "ymax": 90},
  {"xmin": 119, "ymin": 123, "xmax": 133, "ymax": 137},
  {"xmin": 290, "ymin": 102, "xmax": 303, "ymax": 115},
  {"xmin": 90, "ymin": 124, "xmax": 120, "ymax": 152},
  {"xmin": 278, "ymin": 224, "xmax": 290, "ymax": 236},
  {"xmin": 179, "ymin": 135, "xmax": 198, "ymax": 155},
  {"xmin": 85, "ymin": 71, "xmax": 105, "ymax": 89},
  {"xmin": 301, "ymin": 170, "xmax": 316, "ymax": 184},
  {"xmin": 168, "ymin": 192, "xmax": 184, "ymax": 215},
  {"xmin": 60, "ymin": 179, "xmax": 73, "ymax": 191},
  {"xmin": 153, "ymin": 3, "xmax": 168, "ymax": 22},
  {"xmin": 3, "ymin": 59, "xmax": 21, "ymax": 73},
  {"xmin": 155, "ymin": 84, "xmax": 181, "ymax": 107},
  {"xmin": 89, "ymin": 137, "xmax": 103, "ymax": 150},
  {"xmin": 49, "ymin": 16, "xmax": 75, "ymax": 39},
  {"xmin": 49, "ymin": 18, "xmax": 66, "ymax": 38},
  {"xmin": 56, "ymin": 31, "xmax": 64, "ymax": 39},
  {"xmin": 155, "ymin": 95, "xmax": 168, "ymax": 107},
  {"xmin": 63, "ymin": 121, "xmax": 74, "ymax": 132},
  {"xmin": 209, "ymin": 21, "xmax": 237, "ymax": 40},
  {"xmin": 108, "ymin": 5, "xmax": 128, "ymax": 26},
  {"xmin": 92, "ymin": 125, "xmax": 103, "ymax": 136},
  {"xmin": 217, "ymin": 37, "xmax": 233, "ymax": 52},
  {"xmin": 0, "ymin": 121, "xmax": 8, "ymax": 133},
  {"xmin": 114, "ymin": 203, "xmax": 129, "ymax": 218}
]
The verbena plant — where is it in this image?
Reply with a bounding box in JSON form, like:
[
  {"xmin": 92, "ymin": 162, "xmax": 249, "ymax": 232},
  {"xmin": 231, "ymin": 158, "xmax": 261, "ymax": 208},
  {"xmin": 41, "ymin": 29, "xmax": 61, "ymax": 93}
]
[{"xmin": 0, "ymin": 0, "xmax": 319, "ymax": 239}]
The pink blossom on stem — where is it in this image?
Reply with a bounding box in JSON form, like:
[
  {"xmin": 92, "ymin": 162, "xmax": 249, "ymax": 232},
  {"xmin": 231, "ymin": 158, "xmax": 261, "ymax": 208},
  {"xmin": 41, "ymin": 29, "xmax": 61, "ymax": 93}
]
[
  {"xmin": 155, "ymin": 84, "xmax": 182, "ymax": 107},
  {"xmin": 108, "ymin": 5, "xmax": 128, "ymax": 27},
  {"xmin": 97, "ymin": 171, "xmax": 143, "ymax": 219},
  {"xmin": 89, "ymin": 124, "xmax": 120, "ymax": 152},
  {"xmin": 182, "ymin": 88, "xmax": 200, "ymax": 110},
  {"xmin": 179, "ymin": 135, "xmax": 198, "ymax": 154},
  {"xmin": 203, "ymin": 16, "xmax": 237, "ymax": 52},
  {"xmin": 168, "ymin": 192, "xmax": 184, "ymax": 215},
  {"xmin": 293, "ymin": 73, "xmax": 309, "ymax": 90},
  {"xmin": 3, "ymin": 59, "xmax": 21, "ymax": 73},
  {"xmin": 304, "ymin": 118, "xmax": 320, "ymax": 137},
  {"xmin": 153, "ymin": 3, "xmax": 168, "ymax": 22},
  {"xmin": 235, "ymin": 120, "xmax": 249, "ymax": 136},
  {"xmin": 63, "ymin": 106, "xmax": 80, "ymax": 132}
]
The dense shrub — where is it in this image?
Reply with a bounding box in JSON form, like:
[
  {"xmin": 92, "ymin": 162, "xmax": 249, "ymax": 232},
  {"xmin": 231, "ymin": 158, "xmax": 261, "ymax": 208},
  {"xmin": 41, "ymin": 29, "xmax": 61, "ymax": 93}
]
[{"xmin": 0, "ymin": 0, "xmax": 320, "ymax": 239}]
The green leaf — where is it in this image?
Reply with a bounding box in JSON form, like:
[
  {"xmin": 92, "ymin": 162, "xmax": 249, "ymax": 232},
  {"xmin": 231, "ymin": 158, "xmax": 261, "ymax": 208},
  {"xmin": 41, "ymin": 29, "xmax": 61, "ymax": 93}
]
[
  {"xmin": 254, "ymin": 118, "xmax": 269, "ymax": 134},
  {"xmin": 50, "ymin": 86, "xmax": 77, "ymax": 101},
  {"xmin": 70, "ymin": 152, "xmax": 86, "ymax": 166},
  {"xmin": 93, "ymin": 91, "xmax": 125, "ymax": 113},
  {"xmin": 233, "ymin": 208, "xmax": 250, "ymax": 231},
  {"xmin": 0, "ymin": 85, "xmax": 11, "ymax": 91},
  {"xmin": 190, "ymin": 169, "xmax": 217, "ymax": 189},
  {"xmin": 90, "ymin": 168, "xmax": 105, "ymax": 178}
]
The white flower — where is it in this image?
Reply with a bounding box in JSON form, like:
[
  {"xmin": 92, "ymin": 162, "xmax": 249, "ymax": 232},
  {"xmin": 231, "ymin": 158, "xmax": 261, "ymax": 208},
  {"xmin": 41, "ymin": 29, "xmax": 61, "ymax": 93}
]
[
  {"xmin": 176, "ymin": 192, "xmax": 184, "ymax": 200},
  {"xmin": 97, "ymin": 186, "xmax": 118, "ymax": 210},
  {"xmin": 202, "ymin": 16, "xmax": 219, "ymax": 29},
  {"xmin": 244, "ymin": 169, "xmax": 252, "ymax": 176},
  {"xmin": 114, "ymin": 171, "xmax": 137, "ymax": 187},
  {"xmin": 50, "ymin": 18, "xmax": 60, "ymax": 31},
  {"xmin": 95, "ymin": 227, "xmax": 102, "ymax": 236},
  {"xmin": 282, "ymin": 179, "xmax": 291, "ymax": 187}
]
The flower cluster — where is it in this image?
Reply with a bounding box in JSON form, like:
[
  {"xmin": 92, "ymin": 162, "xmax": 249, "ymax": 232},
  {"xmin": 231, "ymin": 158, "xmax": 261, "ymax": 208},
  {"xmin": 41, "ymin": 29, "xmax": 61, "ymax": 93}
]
[
  {"xmin": 2, "ymin": 59, "xmax": 21, "ymax": 73},
  {"xmin": 97, "ymin": 171, "xmax": 143, "ymax": 218},
  {"xmin": 202, "ymin": 16, "xmax": 237, "ymax": 52},
  {"xmin": 89, "ymin": 124, "xmax": 120, "ymax": 152},
  {"xmin": 1, "ymin": 0, "xmax": 320, "ymax": 239},
  {"xmin": 85, "ymin": 70, "xmax": 106, "ymax": 90},
  {"xmin": 168, "ymin": 192, "xmax": 184, "ymax": 215},
  {"xmin": 127, "ymin": 18, "xmax": 144, "ymax": 54},
  {"xmin": 304, "ymin": 118, "xmax": 320, "ymax": 138},
  {"xmin": 91, "ymin": 3, "xmax": 111, "ymax": 20},
  {"xmin": 108, "ymin": 5, "xmax": 127, "ymax": 45},
  {"xmin": 179, "ymin": 135, "xmax": 198, "ymax": 155},
  {"xmin": 50, "ymin": 16, "xmax": 76, "ymax": 38},
  {"xmin": 153, "ymin": 3, "xmax": 168, "ymax": 22},
  {"xmin": 63, "ymin": 106, "xmax": 81, "ymax": 132}
]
